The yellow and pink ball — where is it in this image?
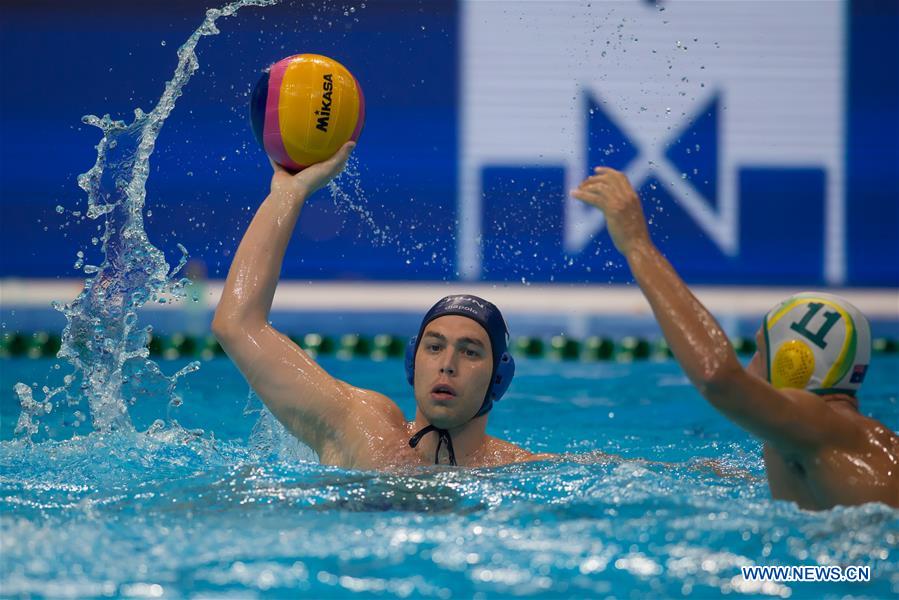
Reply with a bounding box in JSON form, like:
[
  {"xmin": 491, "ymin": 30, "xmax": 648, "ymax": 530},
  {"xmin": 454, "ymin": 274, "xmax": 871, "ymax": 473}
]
[{"xmin": 250, "ymin": 54, "xmax": 365, "ymax": 171}]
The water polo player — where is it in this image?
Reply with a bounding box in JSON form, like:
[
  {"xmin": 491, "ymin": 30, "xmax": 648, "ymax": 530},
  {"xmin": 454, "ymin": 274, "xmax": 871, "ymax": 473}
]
[
  {"xmin": 212, "ymin": 143, "xmax": 554, "ymax": 468},
  {"xmin": 572, "ymin": 167, "xmax": 899, "ymax": 510}
]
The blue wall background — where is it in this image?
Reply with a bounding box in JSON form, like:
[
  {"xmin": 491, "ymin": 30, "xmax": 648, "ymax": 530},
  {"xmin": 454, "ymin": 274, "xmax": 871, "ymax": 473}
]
[{"xmin": 0, "ymin": 0, "xmax": 896, "ymax": 286}]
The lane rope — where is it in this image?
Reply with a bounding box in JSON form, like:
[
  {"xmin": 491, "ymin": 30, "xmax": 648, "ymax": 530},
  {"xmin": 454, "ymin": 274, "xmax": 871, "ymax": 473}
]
[{"xmin": 2, "ymin": 332, "xmax": 896, "ymax": 360}]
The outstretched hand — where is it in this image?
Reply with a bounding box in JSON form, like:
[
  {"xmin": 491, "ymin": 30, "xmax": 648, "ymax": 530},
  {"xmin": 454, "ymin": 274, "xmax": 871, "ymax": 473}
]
[
  {"xmin": 270, "ymin": 141, "xmax": 356, "ymax": 199},
  {"xmin": 571, "ymin": 167, "xmax": 651, "ymax": 255}
]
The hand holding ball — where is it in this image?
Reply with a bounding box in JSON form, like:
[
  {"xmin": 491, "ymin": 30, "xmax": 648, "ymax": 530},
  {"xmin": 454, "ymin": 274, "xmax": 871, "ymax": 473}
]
[{"xmin": 250, "ymin": 54, "xmax": 365, "ymax": 171}]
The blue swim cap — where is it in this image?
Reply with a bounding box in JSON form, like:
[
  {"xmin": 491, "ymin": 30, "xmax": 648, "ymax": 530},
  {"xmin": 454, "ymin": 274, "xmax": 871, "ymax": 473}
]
[{"xmin": 405, "ymin": 295, "xmax": 515, "ymax": 418}]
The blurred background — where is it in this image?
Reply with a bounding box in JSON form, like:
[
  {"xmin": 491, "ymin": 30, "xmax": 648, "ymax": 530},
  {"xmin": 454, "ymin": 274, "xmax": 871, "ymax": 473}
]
[{"xmin": 0, "ymin": 0, "xmax": 896, "ymax": 339}]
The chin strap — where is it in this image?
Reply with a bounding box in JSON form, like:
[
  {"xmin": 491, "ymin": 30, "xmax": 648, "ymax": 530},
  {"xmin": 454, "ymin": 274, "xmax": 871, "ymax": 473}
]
[{"xmin": 409, "ymin": 424, "xmax": 457, "ymax": 466}]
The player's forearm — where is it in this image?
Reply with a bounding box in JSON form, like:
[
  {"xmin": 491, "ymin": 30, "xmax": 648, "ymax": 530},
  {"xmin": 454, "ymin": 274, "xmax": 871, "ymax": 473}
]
[
  {"xmin": 624, "ymin": 240, "xmax": 742, "ymax": 389},
  {"xmin": 213, "ymin": 188, "xmax": 307, "ymax": 333}
]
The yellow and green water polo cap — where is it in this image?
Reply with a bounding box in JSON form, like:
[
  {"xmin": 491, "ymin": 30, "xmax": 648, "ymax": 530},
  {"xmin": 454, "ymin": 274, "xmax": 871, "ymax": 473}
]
[{"xmin": 762, "ymin": 292, "xmax": 871, "ymax": 396}]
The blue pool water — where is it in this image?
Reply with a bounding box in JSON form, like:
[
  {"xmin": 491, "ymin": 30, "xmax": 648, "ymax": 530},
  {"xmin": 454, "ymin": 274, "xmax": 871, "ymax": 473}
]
[
  {"xmin": 3, "ymin": 0, "xmax": 895, "ymax": 595},
  {"xmin": 2, "ymin": 354, "xmax": 897, "ymax": 598}
]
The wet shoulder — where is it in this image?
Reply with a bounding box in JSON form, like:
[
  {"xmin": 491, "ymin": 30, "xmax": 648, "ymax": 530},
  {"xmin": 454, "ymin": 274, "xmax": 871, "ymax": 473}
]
[
  {"xmin": 827, "ymin": 410, "xmax": 899, "ymax": 481},
  {"xmin": 481, "ymin": 437, "xmax": 558, "ymax": 466},
  {"xmin": 329, "ymin": 386, "xmax": 411, "ymax": 466},
  {"xmin": 862, "ymin": 416, "xmax": 899, "ymax": 450},
  {"xmin": 838, "ymin": 403, "xmax": 899, "ymax": 447},
  {"xmin": 345, "ymin": 385, "xmax": 407, "ymax": 426}
]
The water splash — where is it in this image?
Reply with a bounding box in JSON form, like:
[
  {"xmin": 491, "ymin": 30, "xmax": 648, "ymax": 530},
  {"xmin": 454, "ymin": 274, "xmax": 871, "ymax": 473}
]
[
  {"xmin": 326, "ymin": 157, "xmax": 442, "ymax": 271},
  {"xmin": 12, "ymin": 383, "xmax": 54, "ymax": 439},
  {"xmin": 14, "ymin": 0, "xmax": 281, "ymax": 439},
  {"xmin": 327, "ymin": 156, "xmax": 389, "ymax": 245},
  {"xmin": 244, "ymin": 390, "xmax": 318, "ymax": 463}
]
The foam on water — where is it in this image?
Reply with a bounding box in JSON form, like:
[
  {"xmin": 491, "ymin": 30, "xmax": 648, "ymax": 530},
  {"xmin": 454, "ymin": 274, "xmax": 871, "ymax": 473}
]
[{"xmin": 3, "ymin": 352, "xmax": 898, "ymax": 597}]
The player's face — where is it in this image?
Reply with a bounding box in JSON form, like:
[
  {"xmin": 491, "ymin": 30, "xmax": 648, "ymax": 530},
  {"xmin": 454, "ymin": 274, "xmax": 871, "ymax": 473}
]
[{"xmin": 414, "ymin": 315, "xmax": 493, "ymax": 428}]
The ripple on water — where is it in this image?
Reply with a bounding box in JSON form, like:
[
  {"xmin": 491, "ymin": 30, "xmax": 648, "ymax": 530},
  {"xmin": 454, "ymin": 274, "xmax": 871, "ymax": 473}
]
[{"xmin": 4, "ymin": 426, "xmax": 897, "ymax": 597}]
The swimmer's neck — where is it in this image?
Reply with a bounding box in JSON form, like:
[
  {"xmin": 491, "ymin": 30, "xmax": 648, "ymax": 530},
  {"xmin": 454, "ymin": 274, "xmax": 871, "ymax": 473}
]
[{"xmin": 408, "ymin": 411, "xmax": 490, "ymax": 466}]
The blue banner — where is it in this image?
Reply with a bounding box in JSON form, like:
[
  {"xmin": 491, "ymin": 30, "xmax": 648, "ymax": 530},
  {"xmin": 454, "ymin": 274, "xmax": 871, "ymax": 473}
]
[{"xmin": 0, "ymin": 1, "xmax": 896, "ymax": 286}]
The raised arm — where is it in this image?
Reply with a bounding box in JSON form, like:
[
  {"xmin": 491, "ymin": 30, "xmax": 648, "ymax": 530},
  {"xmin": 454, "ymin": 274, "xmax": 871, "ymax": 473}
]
[
  {"xmin": 570, "ymin": 168, "xmax": 850, "ymax": 452},
  {"xmin": 211, "ymin": 143, "xmax": 369, "ymax": 459}
]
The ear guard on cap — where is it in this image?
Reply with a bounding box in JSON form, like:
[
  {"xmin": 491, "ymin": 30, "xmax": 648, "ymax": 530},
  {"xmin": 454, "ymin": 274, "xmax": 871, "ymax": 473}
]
[
  {"xmin": 405, "ymin": 336, "xmax": 515, "ymax": 405},
  {"xmin": 405, "ymin": 336, "xmax": 416, "ymax": 386},
  {"xmin": 770, "ymin": 339, "xmax": 816, "ymax": 389}
]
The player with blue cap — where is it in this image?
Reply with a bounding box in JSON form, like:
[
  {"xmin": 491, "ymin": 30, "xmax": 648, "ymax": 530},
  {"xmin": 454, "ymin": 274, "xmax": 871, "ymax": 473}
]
[
  {"xmin": 405, "ymin": 295, "xmax": 516, "ymax": 465},
  {"xmin": 212, "ymin": 143, "xmax": 554, "ymax": 469}
]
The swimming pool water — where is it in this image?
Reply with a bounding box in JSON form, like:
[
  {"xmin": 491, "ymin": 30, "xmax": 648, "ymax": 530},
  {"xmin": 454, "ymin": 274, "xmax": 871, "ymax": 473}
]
[{"xmin": 2, "ymin": 356, "xmax": 897, "ymax": 598}]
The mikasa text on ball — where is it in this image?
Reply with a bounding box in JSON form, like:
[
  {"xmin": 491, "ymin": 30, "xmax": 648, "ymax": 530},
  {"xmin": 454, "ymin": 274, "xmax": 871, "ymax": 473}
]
[{"xmin": 250, "ymin": 54, "xmax": 365, "ymax": 171}]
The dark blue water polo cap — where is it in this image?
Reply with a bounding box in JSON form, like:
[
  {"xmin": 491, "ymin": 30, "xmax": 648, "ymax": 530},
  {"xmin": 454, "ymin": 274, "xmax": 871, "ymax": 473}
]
[{"xmin": 405, "ymin": 294, "xmax": 515, "ymax": 418}]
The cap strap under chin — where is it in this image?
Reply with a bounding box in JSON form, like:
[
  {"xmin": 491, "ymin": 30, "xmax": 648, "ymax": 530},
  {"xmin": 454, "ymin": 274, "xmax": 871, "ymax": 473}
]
[{"xmin": 409, "ymin": 424, "xmax": 457, "ymax": 466}]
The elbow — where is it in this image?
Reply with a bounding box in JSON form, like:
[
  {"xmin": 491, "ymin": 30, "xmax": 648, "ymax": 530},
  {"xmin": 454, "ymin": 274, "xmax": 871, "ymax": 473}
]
[
  {"xmin": 211, "ymin": 311, "xmax": 239, "ymax": 344},
  {"xmin": 211, "ymin": 310, "xmax": 266, "ymax": 347},
  {"xmin": 696, "ymin": 359, "xmax": 746, "ymax": 402}
]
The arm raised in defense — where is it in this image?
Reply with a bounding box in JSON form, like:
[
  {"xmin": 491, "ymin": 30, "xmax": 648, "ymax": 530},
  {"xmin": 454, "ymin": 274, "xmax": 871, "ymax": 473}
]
[{"xmin": 570, "ymin": 168, "xmax": 856, "ymax": 454}]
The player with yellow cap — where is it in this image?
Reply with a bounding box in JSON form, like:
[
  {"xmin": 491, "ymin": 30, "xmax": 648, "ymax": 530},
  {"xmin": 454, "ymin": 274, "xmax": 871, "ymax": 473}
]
[{"xmin": 573, "ymin": 167, "xmax": 898, "ymax": 510}]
